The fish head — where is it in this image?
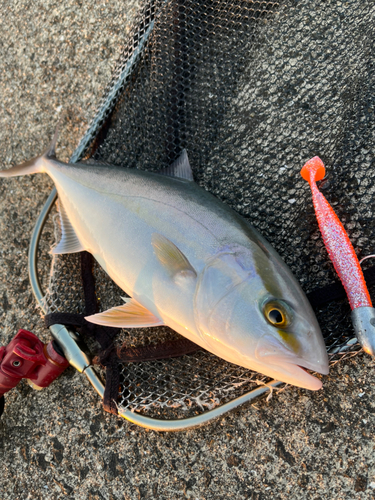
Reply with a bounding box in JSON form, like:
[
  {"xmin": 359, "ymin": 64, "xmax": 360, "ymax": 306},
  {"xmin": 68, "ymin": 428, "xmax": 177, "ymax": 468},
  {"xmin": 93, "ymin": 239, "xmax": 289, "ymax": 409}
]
[{"xmin": 194, "ymin": 244, "xmax": 329, "ymax": 390}]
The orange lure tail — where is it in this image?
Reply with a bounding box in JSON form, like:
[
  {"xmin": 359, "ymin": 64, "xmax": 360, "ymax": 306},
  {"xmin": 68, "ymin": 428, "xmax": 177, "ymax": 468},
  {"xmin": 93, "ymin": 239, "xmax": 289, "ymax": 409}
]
[{"xmin": 301, "ymin": 157, "xmax": 372, "ymax": 310}]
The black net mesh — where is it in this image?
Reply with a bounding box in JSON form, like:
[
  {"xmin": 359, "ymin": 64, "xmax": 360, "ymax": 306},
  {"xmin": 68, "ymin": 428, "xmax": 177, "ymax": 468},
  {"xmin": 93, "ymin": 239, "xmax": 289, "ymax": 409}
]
[{"xmin": 43, "ymin": 0, "xmax": 375, "ymax": 417}]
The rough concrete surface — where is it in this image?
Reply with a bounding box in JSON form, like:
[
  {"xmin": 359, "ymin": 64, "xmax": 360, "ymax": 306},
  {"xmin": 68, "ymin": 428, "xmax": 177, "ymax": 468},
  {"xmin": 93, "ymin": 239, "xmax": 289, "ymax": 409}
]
[{"xmin": 0, "ymin": 1, "xmax": 374, "ymax": 499}]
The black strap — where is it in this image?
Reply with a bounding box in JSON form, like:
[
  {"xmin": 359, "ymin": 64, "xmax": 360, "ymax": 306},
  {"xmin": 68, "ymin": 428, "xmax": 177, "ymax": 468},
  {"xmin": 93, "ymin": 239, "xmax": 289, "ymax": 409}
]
[
  {"xmin": 0, "ymin": 396, "xmax": 4, "ymax": 418},
  {"xmin": 102, "ymin": 353, "xmax": 120, "ymax": 415},
  {"xmin": 45, "ymin": 313, "xmax": 84, "ymax": 329},
  {"xmin": 80, "ymin": 252, "xmax": 120, "ymax": 350},
  {"xmin": 116, "ymin": 337, "xmax": 201, "ymax": 362}
]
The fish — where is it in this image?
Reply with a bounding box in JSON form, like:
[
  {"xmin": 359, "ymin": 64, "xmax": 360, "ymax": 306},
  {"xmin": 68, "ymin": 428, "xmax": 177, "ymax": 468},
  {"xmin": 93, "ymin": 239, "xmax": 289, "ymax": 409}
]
[
  {"xmin": 301, "ymin": 156, "xmax": 375, "ymax": 355},
  {"xmin": 0, "ymin": 130, "xmax": 329, "ymax": 390}
]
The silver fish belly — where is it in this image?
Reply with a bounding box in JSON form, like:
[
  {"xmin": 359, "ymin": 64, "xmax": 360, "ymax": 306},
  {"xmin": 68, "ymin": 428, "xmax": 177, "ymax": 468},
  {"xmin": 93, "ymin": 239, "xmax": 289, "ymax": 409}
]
[{"xmin": 0, "ymin": 140, "xmax": 329, "ymax": 390}]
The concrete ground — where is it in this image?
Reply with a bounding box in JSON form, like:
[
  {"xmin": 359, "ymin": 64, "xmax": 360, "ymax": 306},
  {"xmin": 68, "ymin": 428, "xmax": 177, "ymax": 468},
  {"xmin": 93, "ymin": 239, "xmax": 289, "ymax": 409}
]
[{"xmin": 0, "ymin": 1, "xmax": 374, "ymax": 499}]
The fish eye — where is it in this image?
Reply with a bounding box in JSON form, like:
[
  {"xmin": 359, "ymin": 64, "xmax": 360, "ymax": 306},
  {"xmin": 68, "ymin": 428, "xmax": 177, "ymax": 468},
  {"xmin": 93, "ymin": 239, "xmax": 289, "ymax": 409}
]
[{"xmin": 263, "ymin": 300, "xmax": 290, "ymax": 328}]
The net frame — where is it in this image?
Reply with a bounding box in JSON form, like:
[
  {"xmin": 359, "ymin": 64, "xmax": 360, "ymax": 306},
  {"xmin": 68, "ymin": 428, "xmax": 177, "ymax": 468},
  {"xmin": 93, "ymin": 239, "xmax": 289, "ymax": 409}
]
[{"xmin": 29, "ymin": 0, "xmax": 375, "ymax": 426}]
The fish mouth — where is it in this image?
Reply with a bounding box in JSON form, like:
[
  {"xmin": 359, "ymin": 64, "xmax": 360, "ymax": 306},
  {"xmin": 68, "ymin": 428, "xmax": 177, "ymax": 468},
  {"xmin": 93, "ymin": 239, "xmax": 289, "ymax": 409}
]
[
  {"xmin": 267, "ymin": 360, "xmax": 324, "ymax": 391},
  {"xmin": 255, "ymin": 334, "xmax": 329, "ymax": 391}
]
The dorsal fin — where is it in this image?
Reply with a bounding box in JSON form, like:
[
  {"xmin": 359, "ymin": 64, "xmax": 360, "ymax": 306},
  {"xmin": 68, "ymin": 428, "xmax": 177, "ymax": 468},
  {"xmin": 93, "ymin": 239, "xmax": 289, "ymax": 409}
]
[{"xmin": 158, "ymin": 149, "xmax": 194, "ymax": 181}]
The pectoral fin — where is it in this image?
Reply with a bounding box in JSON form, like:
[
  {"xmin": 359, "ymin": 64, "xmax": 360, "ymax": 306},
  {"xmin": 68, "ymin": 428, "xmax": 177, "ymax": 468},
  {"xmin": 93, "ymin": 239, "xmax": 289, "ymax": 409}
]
[
  {"xmin": 151, "ymin": 233, "xmax": 197, "ymax": 279},
  {"xmin": 85, "ymin": 298, "xmax": 164, "ymax": 328},
  {"xmin": 52, "ymin": 200, "xmax": 86, "ymax": 255}
]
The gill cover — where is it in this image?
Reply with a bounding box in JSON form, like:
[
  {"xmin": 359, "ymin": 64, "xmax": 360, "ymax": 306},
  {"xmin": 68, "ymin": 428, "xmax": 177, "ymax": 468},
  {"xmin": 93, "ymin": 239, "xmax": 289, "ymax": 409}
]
[
  {"xmin": 194, "ymin": 245, "xmax": 260, "ymax": 354},
  {"xmin": 193, "ymin": 244, "xmax": 329, "ymax": 389}
]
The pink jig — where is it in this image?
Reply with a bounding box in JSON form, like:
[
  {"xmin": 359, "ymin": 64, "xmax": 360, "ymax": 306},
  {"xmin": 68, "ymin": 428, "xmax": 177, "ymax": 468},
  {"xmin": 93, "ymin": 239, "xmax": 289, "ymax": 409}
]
[{"xmin": 301, "ymin": 156, "xmax": 372, "ymax": 310}]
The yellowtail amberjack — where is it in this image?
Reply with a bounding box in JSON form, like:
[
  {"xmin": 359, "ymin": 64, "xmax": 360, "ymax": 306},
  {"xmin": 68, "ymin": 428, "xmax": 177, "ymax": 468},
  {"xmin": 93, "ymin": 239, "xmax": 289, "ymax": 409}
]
[{"xmin": 0, "ymin": 130, "xmax": 329, "ymax": 389}]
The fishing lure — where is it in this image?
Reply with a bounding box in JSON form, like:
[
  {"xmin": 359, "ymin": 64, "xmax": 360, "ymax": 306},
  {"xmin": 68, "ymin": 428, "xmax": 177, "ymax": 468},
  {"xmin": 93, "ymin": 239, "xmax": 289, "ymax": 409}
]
[{"xmin": 301, "ymin": 156, "xmax": 375, "ymax": 355}]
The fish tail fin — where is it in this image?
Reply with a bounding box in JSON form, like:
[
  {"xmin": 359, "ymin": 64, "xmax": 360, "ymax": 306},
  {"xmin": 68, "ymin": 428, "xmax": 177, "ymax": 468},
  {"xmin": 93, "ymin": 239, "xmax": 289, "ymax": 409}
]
[
  {"xmin": 300, "ymin": 156, "xmax": 326, "ymax": 183},
  {"xmin": 0, "ymin": 120, "xmax": 63, "ymax": 178},
  {"xmin": 0, "ymin": 155, "xmax": 45, "ymax": 178}
]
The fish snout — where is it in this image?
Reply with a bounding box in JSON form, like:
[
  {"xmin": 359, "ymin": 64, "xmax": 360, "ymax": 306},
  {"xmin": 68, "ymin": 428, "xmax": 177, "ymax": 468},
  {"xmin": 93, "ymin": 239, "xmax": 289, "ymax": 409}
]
[{"xmin": 255, "ymin": 333, "xmax": 329, "ymax": 376}]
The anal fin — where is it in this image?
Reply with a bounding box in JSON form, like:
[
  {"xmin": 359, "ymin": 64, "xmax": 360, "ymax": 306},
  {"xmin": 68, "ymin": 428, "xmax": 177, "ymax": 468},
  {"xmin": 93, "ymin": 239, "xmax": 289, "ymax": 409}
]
[
  {"xmin": 52, "ymin": 200, "xmax": 86, "ymax": 255},
  {"xmin": 85, "ymin": 298, "xmax": 164, "ymax": 328}
]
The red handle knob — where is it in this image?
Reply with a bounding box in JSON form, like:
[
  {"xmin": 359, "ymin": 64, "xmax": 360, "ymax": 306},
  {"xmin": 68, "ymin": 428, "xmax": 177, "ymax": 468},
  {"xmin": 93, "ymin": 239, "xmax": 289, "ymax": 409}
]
[{"xmin": 0, "ymin": 329, "xmax": 69, "ymax": 396}]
